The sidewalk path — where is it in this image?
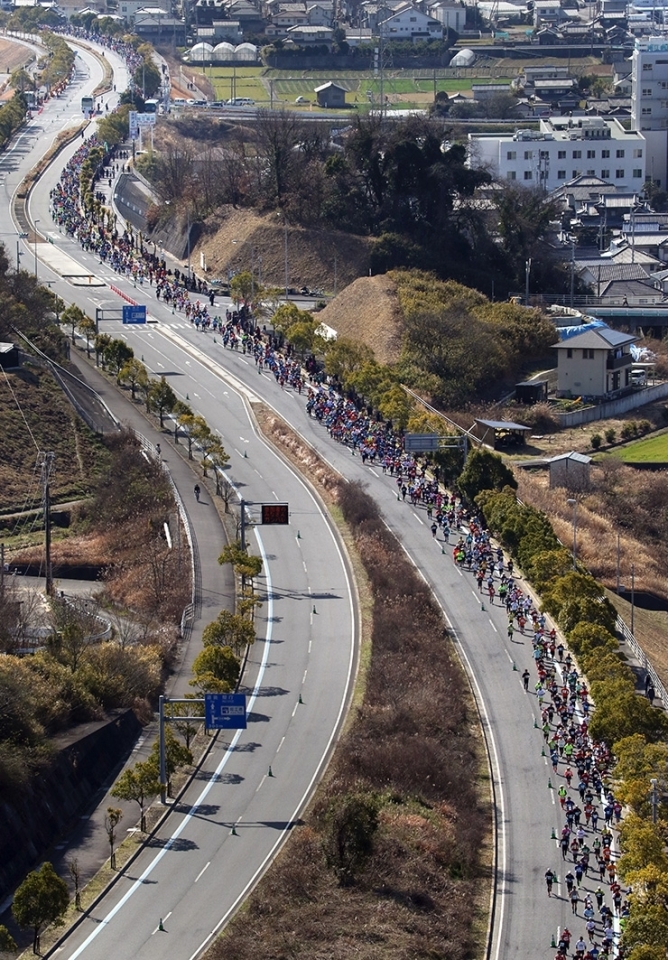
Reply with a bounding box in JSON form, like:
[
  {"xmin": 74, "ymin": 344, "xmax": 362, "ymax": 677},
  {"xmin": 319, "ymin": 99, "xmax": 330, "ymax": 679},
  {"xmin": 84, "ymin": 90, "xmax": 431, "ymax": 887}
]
[{"xmin": 0, "ymin": 353, "xmax": 234, "ymax": 934}]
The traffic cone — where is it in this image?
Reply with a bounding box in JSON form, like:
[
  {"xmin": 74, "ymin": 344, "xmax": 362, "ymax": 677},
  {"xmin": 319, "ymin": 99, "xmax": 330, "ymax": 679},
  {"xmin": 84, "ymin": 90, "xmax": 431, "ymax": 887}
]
[
  {"xmin": 548, "ymin": 778, "xmax": 553, "ymax": 790},
  {"xmin": 550, "ymin": 934, "xmax": 556, "ymax": 949},
  {"xmin": 268, "ymin": 766, "xmax": 274, "ymax": 777},
  {"xmin": 513, "ymin": 662, "xmax": 517, "ymax": 671},
  {"xmin": 441, "ymin": 545, "xmax": 445, "ymax": 554},
  {"xmin": 231, "ymin": 825, "xmax": 238, "ymax": 836},
  {"xmin": 541, "ymin": 746, "xmax": 545, "ymax": 757},
  {"xmin": 298, "ymin": 693, "xmax": 303, "ymax": 704},
  {"xmin": 534, "ymin": 718, "xmax": 538, "ymax": 729},
  {"xmin": 297, "ymin": 530, "xmax": 301, "ymax": 539},
  {"xmin": 551, "ymin": 827, "xmax": 556, "ymax": 840},
  {"xmin": 313, "ymin": 605, "xmax": 317, "ymax": 615},
  {"xmin": 481, "ymin": 602, "xmax": 485, "ymax": 611},
  {"xmin": 159, "ymin": 919, "xmax": 165, "ymax": 932},
  {"xmin": 244, "ymin": 450, "xmax": 247, "ymax": 458}
]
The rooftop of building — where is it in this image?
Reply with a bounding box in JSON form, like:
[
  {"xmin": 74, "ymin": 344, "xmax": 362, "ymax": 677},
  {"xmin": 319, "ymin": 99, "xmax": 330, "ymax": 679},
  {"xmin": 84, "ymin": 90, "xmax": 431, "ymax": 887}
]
[{"xmin": 470, "ymin": 116, "xmax": 641, "ymax": 143}]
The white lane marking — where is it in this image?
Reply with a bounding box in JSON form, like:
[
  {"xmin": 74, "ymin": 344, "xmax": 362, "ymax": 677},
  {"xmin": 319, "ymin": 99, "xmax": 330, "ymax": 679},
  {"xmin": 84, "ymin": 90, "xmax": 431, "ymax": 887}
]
[
  {"xmin": 194, "ymin": 863, "xmax": 210, "ymax": 883},
  {"xmin": 412, "ymin": 512, "xmax": 424, "ymax": 525},
  {"xmin": 272, "ymin": 491, "xmax": 279, "ymax": 500},
  {"xmin": 276, "ymin": 736, "xmax": 285, "ymax": 753},
  {"xmin": 65, "ymin": 531, "xmax": 277, "ymax": 960},
  {"xmin": 368, "ymin": 468, "xmax": 379, "ymax": 477},
  {"xmin": 489, "ymin": 619, "xmax": 498, "ymax": 633},
  {"xmin": 302, "ymin": 669, "xmax": 308, "ymax": 682},
  {"xmin": 302, "ymin": 561, "xmax": 307, "ymax": 573}
]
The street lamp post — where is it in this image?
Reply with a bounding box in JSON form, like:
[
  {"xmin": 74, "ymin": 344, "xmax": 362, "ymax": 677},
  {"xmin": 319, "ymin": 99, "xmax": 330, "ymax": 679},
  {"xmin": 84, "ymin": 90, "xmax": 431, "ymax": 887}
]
[
  {"xmin": 34, "ymin": 219, "xmax": 40, "ymax": 277},
  {"xmin": 44, "ymin": 280, "xmax": 60, "ymax": 324},
  {"xmin": 6, "ymin": 232, "xmax": 29, "ymax": 274},
  {"xmin": 231, "ymin": 239, "xmax": 255, "ymax": 299},
  {"xmin": 631, "ymin": 562, "xmax": 636, "ymax": 636},
  {"xmin": 566, "ymin": 498, "xmax": 577, "ymax": 570},
  {"xmin": 186, "ymin": 207, "xmax": 191, "ymax": 284},
  {"xmin": 525, "ymin": 257, "xmax": 532, "ymax": 306}
]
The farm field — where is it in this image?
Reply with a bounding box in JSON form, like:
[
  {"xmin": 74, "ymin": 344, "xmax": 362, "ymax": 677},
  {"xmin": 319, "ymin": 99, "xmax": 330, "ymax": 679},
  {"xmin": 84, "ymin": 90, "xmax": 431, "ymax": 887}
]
[
  {"xmin": 610, "ymin": 431, "xmax": 668, "ymax": 463},
  {"xmin": 198, "ymin": 65, "xmax": 508, "ymax": 108}
]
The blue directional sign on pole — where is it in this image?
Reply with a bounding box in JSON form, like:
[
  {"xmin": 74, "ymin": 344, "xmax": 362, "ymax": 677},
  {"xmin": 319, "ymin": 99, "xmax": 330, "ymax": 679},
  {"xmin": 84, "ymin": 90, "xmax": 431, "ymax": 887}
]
[
  {"xmin": 205, "ymin": 693, "xmax": 247, "ymax": 730},
  {"xmin": 122, "ymin": 304, "xmax": 147, "ymax": 324}
]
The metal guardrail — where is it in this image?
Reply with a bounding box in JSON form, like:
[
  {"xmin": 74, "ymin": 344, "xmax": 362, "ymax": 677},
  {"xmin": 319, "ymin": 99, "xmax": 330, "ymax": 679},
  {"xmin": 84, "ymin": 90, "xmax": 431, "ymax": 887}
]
[
  {"xmin": 132, "ymin": 431, "xmax": 200, "ymax": 640},
  {"xmin": 60, "ymin": 594, "xmax": 112, "ymax": 643},
  {"xmin": 616, "ymin": 614, "xmax": 666, "ymax": 706}
]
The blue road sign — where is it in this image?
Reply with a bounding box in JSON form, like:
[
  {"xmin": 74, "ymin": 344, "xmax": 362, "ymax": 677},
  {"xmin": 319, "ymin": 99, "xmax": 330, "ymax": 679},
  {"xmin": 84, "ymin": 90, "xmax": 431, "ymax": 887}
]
[
  {"xmin": 122, "ymin": 305, "xmax": 147, "ymax": 324},
  {"xmin": 205, "ymin": 693, "xmax": 247, "ymax": 730}
]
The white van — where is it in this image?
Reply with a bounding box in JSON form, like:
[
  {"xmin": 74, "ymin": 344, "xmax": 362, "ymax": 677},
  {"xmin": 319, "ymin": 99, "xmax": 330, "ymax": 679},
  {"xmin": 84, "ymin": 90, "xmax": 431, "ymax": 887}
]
[{"xmin": 171, "ymin": 97, "xmax": 186, "ymax": 107}]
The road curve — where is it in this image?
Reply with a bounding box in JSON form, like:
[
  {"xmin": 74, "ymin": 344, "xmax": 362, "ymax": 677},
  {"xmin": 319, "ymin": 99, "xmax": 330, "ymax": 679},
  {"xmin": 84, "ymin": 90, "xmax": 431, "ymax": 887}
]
[{"xmin": 4, "ymin": 40, "xmax": 358, "ymax": 960}]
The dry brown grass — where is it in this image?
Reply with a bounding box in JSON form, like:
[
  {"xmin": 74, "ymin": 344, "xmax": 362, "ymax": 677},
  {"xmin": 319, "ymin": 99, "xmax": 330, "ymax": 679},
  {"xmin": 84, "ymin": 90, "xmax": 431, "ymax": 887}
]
[
  {"xmin": 315, "ymin": 275, "xmax": 404, "ymax": 364},
  {"xmin": 516, "ymin": 469, "xmax": 668, "ymax": 687},
  {"xmin": 205, "ymin": 410, "xmax": 489, "ymax": 960}
]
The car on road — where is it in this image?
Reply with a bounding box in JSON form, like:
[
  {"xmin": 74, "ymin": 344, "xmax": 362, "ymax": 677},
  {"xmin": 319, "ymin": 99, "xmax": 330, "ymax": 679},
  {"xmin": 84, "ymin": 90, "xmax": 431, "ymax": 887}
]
[{"xmin": 295, "ymin": 96, "xmax": 306, "ymax": 104}]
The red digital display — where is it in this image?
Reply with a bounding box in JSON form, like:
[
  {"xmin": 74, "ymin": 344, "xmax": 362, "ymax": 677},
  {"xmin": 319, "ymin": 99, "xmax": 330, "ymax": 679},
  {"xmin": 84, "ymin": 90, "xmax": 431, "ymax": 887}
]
[{"xmin": 261, "ymin": 503, "xmax": 289, "ymax": 525}]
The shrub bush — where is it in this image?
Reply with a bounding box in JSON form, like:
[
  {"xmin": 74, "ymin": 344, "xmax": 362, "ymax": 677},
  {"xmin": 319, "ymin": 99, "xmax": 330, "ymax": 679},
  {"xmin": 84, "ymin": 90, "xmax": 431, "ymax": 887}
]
[
  {"xmin": 605, "ymin": 427, "xmax": 616, "ymax": 445},
  {"xmin": 591, "ymin": 434, "xmax": 602, "ymax": 450}
]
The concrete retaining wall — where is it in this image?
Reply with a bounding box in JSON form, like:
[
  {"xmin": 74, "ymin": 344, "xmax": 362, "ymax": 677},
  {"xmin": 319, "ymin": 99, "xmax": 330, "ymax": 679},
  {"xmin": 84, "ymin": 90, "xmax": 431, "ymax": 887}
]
[
  {"xmin": 557, "ymin": 382, "xmax": 668, "ymax": 427},
  {"xmin": 0, "ymin": 709, "xmax": 142, "ymax": 901}
]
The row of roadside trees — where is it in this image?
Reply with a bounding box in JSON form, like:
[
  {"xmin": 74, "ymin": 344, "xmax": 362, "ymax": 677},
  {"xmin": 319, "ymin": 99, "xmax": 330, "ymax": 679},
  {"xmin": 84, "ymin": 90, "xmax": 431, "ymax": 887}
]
[{"xmin": 460, "ymin": 448, "xmax": 668, "ymax": 960}]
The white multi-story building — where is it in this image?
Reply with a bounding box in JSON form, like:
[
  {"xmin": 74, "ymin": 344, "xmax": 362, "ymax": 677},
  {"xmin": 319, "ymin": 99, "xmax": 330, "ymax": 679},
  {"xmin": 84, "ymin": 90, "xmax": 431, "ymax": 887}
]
[
  {"xmin": 631, "ymin": 36, "xmax": 668, "ymax": 188},
  {"xmin": 469, "ymin": 117, "xmax": 646, "ymax": 194}
]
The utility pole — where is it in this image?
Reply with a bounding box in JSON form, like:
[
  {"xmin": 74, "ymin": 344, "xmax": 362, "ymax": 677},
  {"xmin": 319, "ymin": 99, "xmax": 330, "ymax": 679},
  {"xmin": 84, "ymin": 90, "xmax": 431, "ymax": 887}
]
[
  {"xmin": 40, "ymin": 452, "xmax": 55, "ymax": 596},
  {"xmin": 570, "ymin": 237, "xmax": 575, "ymax": 309}
]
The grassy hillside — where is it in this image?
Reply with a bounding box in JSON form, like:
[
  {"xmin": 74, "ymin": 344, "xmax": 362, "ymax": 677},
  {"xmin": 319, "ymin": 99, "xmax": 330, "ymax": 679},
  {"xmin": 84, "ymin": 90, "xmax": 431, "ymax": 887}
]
[{"xmin": 0, "ymin": 365, "xmax": 108, "ymax": 513}]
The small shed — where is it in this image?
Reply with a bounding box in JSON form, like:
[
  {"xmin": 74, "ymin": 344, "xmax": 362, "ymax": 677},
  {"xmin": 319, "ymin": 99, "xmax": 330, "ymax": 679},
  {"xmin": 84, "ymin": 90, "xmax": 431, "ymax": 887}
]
[
  {"xmin": 314, "ymin": 81, "xmax": 347, "ymax": 108},
  {"xmin": 474, "ymin": 418, "xmax": 532, "ymax": 449},
  {"xmin": 549, "ymin": 451, "xmax": 592, "ymax": 491},
  {"xmin": 515, "ymin": 380, "xmax": 549, "ymax": 404},
  {"xmin": 0, "ymin": 342, "xmax": 20, "ymax": 369}
]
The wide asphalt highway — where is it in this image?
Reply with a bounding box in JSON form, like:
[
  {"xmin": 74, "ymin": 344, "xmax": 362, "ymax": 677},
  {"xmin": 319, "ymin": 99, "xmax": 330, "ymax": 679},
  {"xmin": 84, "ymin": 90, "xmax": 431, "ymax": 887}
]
[
  {"xmin": 6, "ymin": 42, "xmax": 358, "ymax": 960},
  {"xmin": 16, "ymin": 38, "xmax": 587, "ymax": 960}
]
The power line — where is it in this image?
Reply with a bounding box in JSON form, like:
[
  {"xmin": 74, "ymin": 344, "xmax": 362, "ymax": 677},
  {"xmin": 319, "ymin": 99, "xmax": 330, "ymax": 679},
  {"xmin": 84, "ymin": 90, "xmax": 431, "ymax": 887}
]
[{"xmin": 0, "ymin": 363, "xmax": 39, "ymax": 453}]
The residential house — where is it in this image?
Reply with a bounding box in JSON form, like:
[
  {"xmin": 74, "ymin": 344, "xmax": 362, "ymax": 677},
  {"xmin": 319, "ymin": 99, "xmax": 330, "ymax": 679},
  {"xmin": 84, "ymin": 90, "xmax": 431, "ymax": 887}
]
[
  {"xmin": 426, "ymin": 0, "xmax": 466, "ymax": 33},
  {"xmin": 307, "ymin": 3, "xmax": 334, "ymax": 24},
  {"xmin": 471, "ymin": 83, "xmax": 511, "ymax": 101},
  {"xmin": 552, "ymin": 326, "xmax": 639, "ymax": 398},
  {"xmin": 378, "ymin": 5, "xmax": 443, "ymax": 40},
  {"xmin": 598, "ymin": 277, "xmax": 663, "ymax": 302},
  {"xmin": 287, "ymin": 22, "xmax": 333, "ymax": 41},
  {"xmin": 344, "ymin": 27, "xmax": 374, "ymax": 44}
]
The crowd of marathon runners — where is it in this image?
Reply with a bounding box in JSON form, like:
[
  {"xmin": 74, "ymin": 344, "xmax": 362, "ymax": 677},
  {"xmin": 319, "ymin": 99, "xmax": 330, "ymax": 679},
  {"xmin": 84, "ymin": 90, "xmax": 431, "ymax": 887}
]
[{"xmin": 52, "ymin": 68, "xmax": 630, "ymax": 956}]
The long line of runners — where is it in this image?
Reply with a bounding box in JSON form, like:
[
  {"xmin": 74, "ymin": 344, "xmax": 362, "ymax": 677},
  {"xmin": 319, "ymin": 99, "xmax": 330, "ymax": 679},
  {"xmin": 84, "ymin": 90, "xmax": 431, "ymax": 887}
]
[{"xmin": 50, "ymin": 113, "xmax": 629, "ymax": 957}]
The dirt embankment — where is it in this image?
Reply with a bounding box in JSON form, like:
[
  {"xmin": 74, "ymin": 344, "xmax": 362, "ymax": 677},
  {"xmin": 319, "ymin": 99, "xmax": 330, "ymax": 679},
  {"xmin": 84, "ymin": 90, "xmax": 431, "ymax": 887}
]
[
  {"xmin": 314, "ymin": 274, "xmax": 404, "ymax": 364},
  {"xmin": 193, "ymin": 205, "xmax": 371, "ymax": 295}
]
